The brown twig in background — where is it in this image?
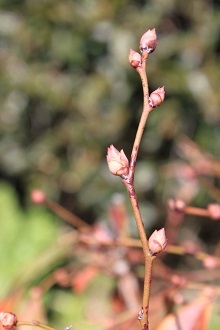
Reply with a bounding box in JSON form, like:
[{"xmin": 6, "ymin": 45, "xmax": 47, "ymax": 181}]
[
  {"xmin": 167, "ymin": 198, "xmax": 220, "ymax": 220},
  {"xmin": 17, "ymin": 320, "xmax": 56, "ymax": 330},
  {"xmin": 45, "ymin": 200, "xmax": 89, "ymax": 230},
  {"xmin": 31, "ymin": 189, "xmax": 90, "ymax": 230}
]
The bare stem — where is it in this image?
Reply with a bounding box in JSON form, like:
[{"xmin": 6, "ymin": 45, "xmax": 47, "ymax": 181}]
[
  {"xmin": 123, "ymin": 179, "xmax": 154, "ymax": 329},
  {"xmin": 128, "ymin": 53, "xmax": 151, "ymax": 182},
  {"xmin": 78, "ymin": 232, "xmax": 220, "ymax": 266},
  {"xmin": 123, "ymin": 51, "xmax": 155, "ymax": 330},
  {"xmin": 184, "ymin": 206, "xmax": 210, "ymax": 217},
  {"xmin": 123, "ymin": 181, "xmax": 149, "ymax": 255},
  {"xmin": 142, "ymin": 256, "xmax": 155, "ymax": 330},
  {"xmin": 17, "ymin": 321, "xmax": 56, "ymax": 330},
  {"xmin": 45, "ymin": 200, "xmax": 89, "ymax": 230}
]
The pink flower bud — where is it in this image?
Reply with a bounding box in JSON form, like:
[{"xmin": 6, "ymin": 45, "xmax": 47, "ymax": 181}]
[
  {"xmin": 171, "ymin": 275, "xmax": 187, "ymax": 287},
  {"xmin": 129, "ymin": 49, "xmax": 142, "ymax": 68},
  {"xmin": 182, "ymin": 240, "xmax": 200, "ymax": 254},
  {"xmin": 139, "ymin": 28, "xmax": 157, "ymax": 54},
  {"xmin": 149, "ymin": 87, "xmax": 165, "ymax": 108},
  {"xmin": 173, "ymin": 293, "xmax": 185, "ymax": 305},
  {"xmin": 106, "ymin": 145, "xmax": 129, "ymax": 177},
  {"xmin": 208, "ymin": 203, "xmax": 220, "ymax": 220},
  {"xmin": 0, "ymin": 312, "xmax": 17, "ymax": 330},
  {"xmin": 167, "ymin": 199, "xmax": 186, "ymax": 212},
  {"xmin": 202, "ymin": 287, "xmax": 218, "ymax": 299},
  {"xmin": 30, "ymin": 189, "xmax": 46, "ymax": 205},
  {"xmin": 149, "ymin": 228, "xmax": 167, "ymax": 255},
  {"xmin": 203, "ymin": 256, "xmax": 219, "ymax": 269}
]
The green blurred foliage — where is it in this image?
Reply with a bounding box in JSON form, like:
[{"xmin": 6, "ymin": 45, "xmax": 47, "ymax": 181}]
[
  {"xmin": 0, "ymin": 0, "xmax": 219, "ymax": 221},
  {"xmin": 47, "ymin": 274, "xmax": 114, "ymax": 330},
  {"xmin": 0, "ymin": 182, "xmax": 58, "ymax": 295},
  {"xmin": 0, "ymin": 2, "xmax": 219, "ymax": 248},
  {"xmin": 0, "ymin": 0, "xmax": 220, "ymax": 327},
  {"xmin": 0, "ymin": 181, "xmax": 115, "ymax": 329}
]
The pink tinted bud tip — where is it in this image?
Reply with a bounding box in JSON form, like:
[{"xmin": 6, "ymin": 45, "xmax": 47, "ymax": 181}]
[
  {"xmin": 182, "ymin": 240, "xmax": 200, "ymax": 254},
  {"xmin": 167, "ymin": 199, "xmax": 186, "ymax": 212},
  {"xmin": 139, "ymin": 28, "xmax": 157, "ymax": 54},
  {"xmin": 171, "ymin": 275, "xmax": 186, "ymax": 287},
  {"xmin": 203, "ymin": 256, "xmax": 219, "ymax": 269},
  {"xmin": 31, "ymin": 189, "xmax": 46, "ymax": 205},
  {"xmin": 149, "ymin": 87, "xmax": 165, "ymax": 108},
  {"xmin": 0, "ymin": 312, "xmax": 17, "ymax": 330},
  {"xmin": 149, "ymin": 228, "xmax": 167, "ymax": 255},
  {"xmin": 129, "ymin": 49, "xmax": 142, "ymax": 68},
  {"xmin": 106, "ymin": 145, "xmax": 129, "ymax": 177},
  {"xmin": 208, "ymin": 203, "xmax": 220, "ymax": 220}
]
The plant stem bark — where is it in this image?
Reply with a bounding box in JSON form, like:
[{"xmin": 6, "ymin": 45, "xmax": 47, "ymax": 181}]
[{"xmin": 123, "ymin": 51, "xmax": 156, "ymax": 329}]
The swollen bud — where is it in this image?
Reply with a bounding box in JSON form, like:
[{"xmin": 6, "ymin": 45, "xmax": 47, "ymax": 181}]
[
  {"xmin": 149, "ymin": 87, "xmax": 165, "ymax": 108},
  {"xmin": 106, "ymin": 145, "xmax": 129, "ymax": 177},
  {"xmin": 167, "ymin": 199, "xmax": 186, "ymax": 213},
  {"xmin": 139, "ymin": 28, "xmax": 157, "ymax": 54},
  {"xmin": 129, "ymin": 49, "xmax": 142, "ymax": 68},
  {"xmin": 203, "ymin": 256, "xmax": 219, "ymax": 269},
  {"xmin": 208, "ymin": 203, "xmax": 220, "ymax": 220},
  {"xmin": 149, "ymin": 228, "xmax": 167, "ymax": 255},
  {"xmin": 30, "ymin": 189, "xmax": 46, "ymax": 205},
  {"xmin": 0, "ymin": 312, "xmax": 17, "ymax": 330}
]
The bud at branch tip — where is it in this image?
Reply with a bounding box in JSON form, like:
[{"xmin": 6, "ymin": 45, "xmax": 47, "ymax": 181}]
[
  {"xmin": 31, "ymin": 189, "xmax": 46, "ymax": 205},
  {"xmin": 140, "ymin": 28, "xmax": 157, "ymax": 54},
  {"xmin": 0, "ymin": 312, "xmax": 17, "ymax": 330}
]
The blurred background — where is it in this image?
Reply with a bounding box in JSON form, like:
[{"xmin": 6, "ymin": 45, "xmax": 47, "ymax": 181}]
[{"xmin": 0, "ymin": 0, "xmax": 220, "ymax": 329}]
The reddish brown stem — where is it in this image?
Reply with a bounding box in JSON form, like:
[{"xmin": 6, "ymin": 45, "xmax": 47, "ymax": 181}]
[
  {"xmin": 123, "ymin": 181, "xmax": 149, "ymax": 255},
  {"xmin": 45, "ymin": 200, "xmax": 89, "ymax": 230},
  {"xmin": 128, "ymin": 53, "xmax": 151, "ymax": 183},
  {"xmin": 123, "ymin": 179, "xmax": 154, "ymax": 330},
  {"xmin": 122, "ymin": 50, "xmax": 158, "ymax": 328},
  {"xmin": 184, "ymin": 206, "xmax": 210, "ymax": 217},
  {"xmin": 17, "ymin": 321, "xmax": 56, "ymax": 330},
  {"xmin": 123, "ymin": 50, "xmax": 158, "ymax": 330}
]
